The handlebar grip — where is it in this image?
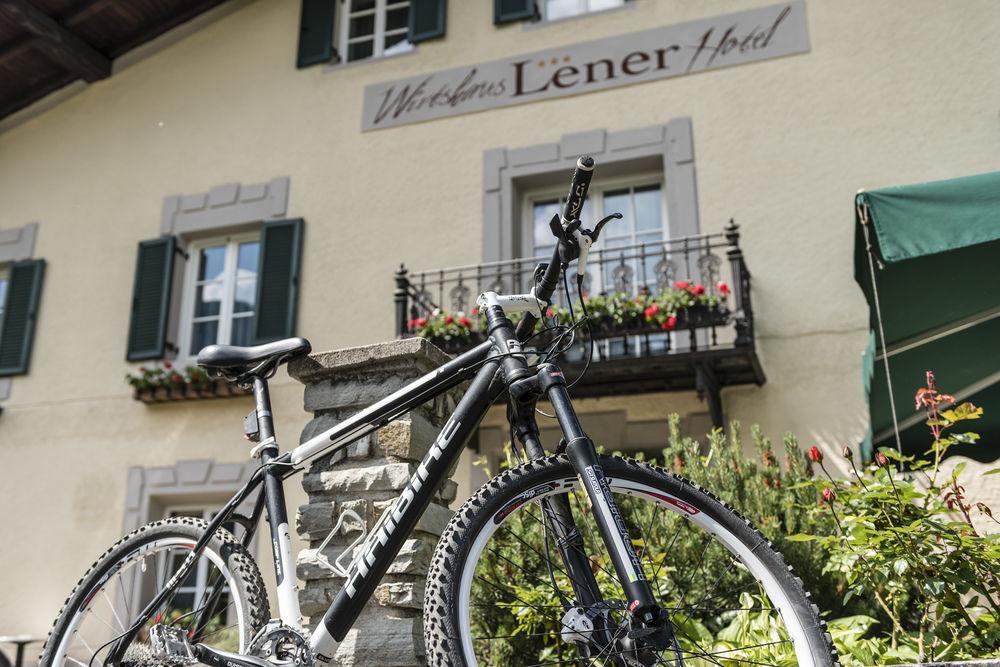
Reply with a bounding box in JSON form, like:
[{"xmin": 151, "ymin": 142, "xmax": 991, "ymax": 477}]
[{"xmin": 561, "ymin": 156, "xmax": 595, "ymax": 224}]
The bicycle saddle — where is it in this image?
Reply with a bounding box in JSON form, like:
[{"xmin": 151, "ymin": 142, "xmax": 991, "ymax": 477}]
[{"xmin": 197, "ymin": 336, "xmax": 312, "ymax": 376}]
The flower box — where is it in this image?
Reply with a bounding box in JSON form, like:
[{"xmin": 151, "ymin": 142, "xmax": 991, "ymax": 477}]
[{"xmin": 132, "ymin": 379, "xmax": 249, "ymax": 404}]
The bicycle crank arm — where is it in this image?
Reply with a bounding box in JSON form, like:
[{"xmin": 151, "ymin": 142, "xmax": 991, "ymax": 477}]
[{"xmin": 192, "ymin": 644, "xmax": 273, "ymax": 667}]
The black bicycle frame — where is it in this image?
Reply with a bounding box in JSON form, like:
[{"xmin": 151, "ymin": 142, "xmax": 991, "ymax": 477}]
[{"xmin": 111, "ymin": 162, "xmax": 675, "ymax": 665}]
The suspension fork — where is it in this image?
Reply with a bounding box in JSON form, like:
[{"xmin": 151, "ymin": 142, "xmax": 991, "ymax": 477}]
[
  {"xmin": 529, "ymin": 366, "xmax": 661, "ymax": 621},
  {"xmin": 509, "ymin": 401, "xmax": 615, "ymax": 649}
]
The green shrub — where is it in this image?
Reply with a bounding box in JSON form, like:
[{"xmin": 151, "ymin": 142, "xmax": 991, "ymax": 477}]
[{"xmin": 793, "ymin": 372, "xmax": 1000, "ymax": 663}]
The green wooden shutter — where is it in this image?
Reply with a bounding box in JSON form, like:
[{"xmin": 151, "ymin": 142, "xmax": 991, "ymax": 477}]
[
  {"xmin": 297, "ymin": 0, "xmax": 337, "ymax": 68},
  {"xmin": 253, "ymin": 219, "xmax": 304, "ymax": 344},
  {"xmin": 409, "ymin": 0, "xmax": 447, "ymax": 43},
  {"xmin": 494, "ymin": 0, "xmax": 536, "ymax": 24},
  {"xmin": 126, "ymin": 237, "xmax": 175, "ymax": 361},
  {"xmin": 0, "ymin": 259, "xmax": 45, "ymax": 377}
]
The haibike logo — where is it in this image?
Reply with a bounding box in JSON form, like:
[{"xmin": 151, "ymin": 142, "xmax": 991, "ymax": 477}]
[{"xmin": 344, "ymin": 417, "xmax": 462, "ymax": 597}]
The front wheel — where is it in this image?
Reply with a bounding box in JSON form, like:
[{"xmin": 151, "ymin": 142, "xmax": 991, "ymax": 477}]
[
  {"xmin": 424, "ymin": 455, "xmax": 839, "ymax": 666},
  {"xmin": 40, "ymin": 517, "xmax": 269, "ymax": 667}
]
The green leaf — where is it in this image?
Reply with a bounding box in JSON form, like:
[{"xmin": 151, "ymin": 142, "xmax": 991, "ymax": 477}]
[{"xmin": 785, "ymin": 533, "xmax": 817, "ymax": 542}]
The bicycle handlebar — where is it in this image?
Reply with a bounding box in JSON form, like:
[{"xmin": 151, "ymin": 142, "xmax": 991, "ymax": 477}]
[
  {"xmin": 514, "ymin": 156, "xmax": 596, "ymax": 341},
  {"xmin": 561, "ymin": 155, "xmax": 595, "ymax": 224}
]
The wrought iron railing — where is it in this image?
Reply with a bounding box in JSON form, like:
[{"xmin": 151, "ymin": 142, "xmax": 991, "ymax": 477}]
[{"xmin": 394, "ymin": 220, "xmax": 755, "ymax": 359}]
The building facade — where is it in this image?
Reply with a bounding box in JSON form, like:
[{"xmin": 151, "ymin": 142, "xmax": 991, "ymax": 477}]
[{"xmin": 1, "ymin": 0, "xmax": 998, "ymax": 647}]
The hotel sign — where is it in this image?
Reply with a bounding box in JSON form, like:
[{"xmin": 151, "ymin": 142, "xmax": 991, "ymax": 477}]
[{"xmin": 362, "ymin": 1, "xmax": 809, "ymax": 131}]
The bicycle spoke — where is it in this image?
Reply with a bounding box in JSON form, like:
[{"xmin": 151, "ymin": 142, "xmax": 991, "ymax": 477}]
[{"xmin": 463, "ymin": 481, "xmax": 805, "ymax": 666}]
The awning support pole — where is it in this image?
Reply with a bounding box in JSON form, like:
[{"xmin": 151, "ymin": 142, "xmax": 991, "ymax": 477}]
[{"xmin": 859, "ymin": 203, "xmax": 904, "ymax": 459}]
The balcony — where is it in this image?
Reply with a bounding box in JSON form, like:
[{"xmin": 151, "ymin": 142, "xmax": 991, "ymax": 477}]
[{"xmin": 393, "ymin": 221, "xmax": 765, "ymax": 427}]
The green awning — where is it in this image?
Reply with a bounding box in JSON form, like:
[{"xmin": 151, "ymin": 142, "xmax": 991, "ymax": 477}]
[{"xmin": 854, "ymin": 171, "xmax": 1000, "ymax": 461}]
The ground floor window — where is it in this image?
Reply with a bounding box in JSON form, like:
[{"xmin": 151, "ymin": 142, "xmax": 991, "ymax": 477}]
[{"xmin": 160, "ymin": 507, "xmax": 235, "ymax": 624}]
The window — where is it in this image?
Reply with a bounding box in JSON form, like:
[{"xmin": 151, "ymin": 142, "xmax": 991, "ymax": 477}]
[
  {"xmin": 179, "ymin": 234, "xmax": 260, "ymax": 359},
  {"xmin": 160, "ymin": 507, "xmax": 236, "ymax": 629},
  {"xmin": 0, "ymin": 269, "xmax": 8, "ymax": 333},
  {"xmin": 525, "ymin": 175, "xmax": 667, "ymax": 296},
  {"xmin": 340, "ymin": 0, "xmax": 413, "ymax": 63},
  {"xmin": 542, "ymin": 0, "xmax": 625, "ymax": 21}
]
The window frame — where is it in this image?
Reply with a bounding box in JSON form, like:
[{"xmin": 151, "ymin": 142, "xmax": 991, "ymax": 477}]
[
  {"xmin": 539, "ymin": 0, "xmax": 626, "ymax": 22},
  {"xmin": 520, "ymin": 170, "xmax": 669, "ymax": 293},
  {"xmin": 177, "ymin": 231, "xmax": 261, "ymax": 361},
  {"xmin": 337, "ymin": 0, "xmax": 414, "ymax": 64}
]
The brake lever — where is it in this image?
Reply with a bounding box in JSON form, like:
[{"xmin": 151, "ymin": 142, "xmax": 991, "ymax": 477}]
[
  {"xmin": 589, "ymin": 212, "xmax": 623, "ymax": 241},
  {"xmin": 574, "ymin": 212, "xmax": 623, "ymax": 278}
]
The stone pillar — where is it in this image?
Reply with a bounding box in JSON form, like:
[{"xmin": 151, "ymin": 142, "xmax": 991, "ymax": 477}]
[{"xmin": 288, "ymin": 338, "xmax": 461, "ymax": 666}]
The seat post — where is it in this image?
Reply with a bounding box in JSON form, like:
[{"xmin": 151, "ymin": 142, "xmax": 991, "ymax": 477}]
[
  {"xmin": 250, "ymin": 376, "xmax": 276, "ymax": 449},
  {"xmin": 250, "ymin": 374, "xmax": 302, "ymax": 627}
]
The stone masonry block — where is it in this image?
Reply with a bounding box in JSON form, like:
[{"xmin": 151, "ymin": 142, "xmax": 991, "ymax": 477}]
[{"xmin": 302, "ymin": 462, "xmax": 416, "ymax": 495}]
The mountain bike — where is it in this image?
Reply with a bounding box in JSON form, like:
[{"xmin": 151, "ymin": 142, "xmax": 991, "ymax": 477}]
[{"xmin": 41, "ymin": 157, "xmax": 838, "ymax": 666}]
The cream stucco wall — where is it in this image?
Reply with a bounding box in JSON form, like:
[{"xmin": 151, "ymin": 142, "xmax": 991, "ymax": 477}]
[{"xmin": 1, "ymin": 0, "xmax": 999, "ymax": 646}]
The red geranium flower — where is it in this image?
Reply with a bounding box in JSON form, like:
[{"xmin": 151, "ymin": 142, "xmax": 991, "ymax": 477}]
[
  {"xmin": 673, "ymin": 280, "xmax": 690, "ymax": 290},
  {"xmin": 414, "ymin": 317, "xmax": 428, "ymax": 328},
  {"xmin": 546, "ymin": 307, "xmax": 555, "ymax": 318},
  {"xmin": 691, "ymin": 284, "xmax": 705, "ymax": 296},
  {"xmin": 661, "ymin": 315, "xmax": 677, "ymax": 330},
  {"xmin": 643, "ymin": 304, "xmax": 660, "ymax": 320},
  {"xmin": 163, "ymin": 360, "xmax": 173, "ymax": 369},
  {"xmin": 444, "ymin": 314, "xmax": 454, "ymax": 325},
  {"xmin": 717, "ymin": 281, "xmax": 731, "ymax": 295},
  {"xmin": 459, "ymin": 316, "xmax": 472, "ymax": 328},
  {"xmin": 808, "ymin": 446, "xmax": 823, "ymax": 463},
  {"xmin": 472, "ymin": 307, "xmax": 479, "ymax": 316}
]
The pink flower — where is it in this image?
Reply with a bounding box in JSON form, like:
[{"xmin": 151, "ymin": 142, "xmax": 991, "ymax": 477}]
[
  {"xmin": 163, "ymin": 360, "xmax": 173, "ymax": 369},
  {"xmin": 673, "ymin": 281, "xmax": 690, "ymax": 290},
  {"xmin": 821, "ymin": 487, "xmax": 836, "ymax": 503},
  {"xmin": 414, "ymin": 317, "xmax": 428, "ymax": 328},
  {"xmin": 875, "ymin": 451, "xmax": 889, "ymax": 467},
  {"xmin": 808, "ymin": 446, "xmax": 823, "ymax": 463},
  {"xmin": 691, "ymin": 284, "xmax": 705, "ymax": 296},
  {"xmin": 717, "ymin": 281, "xmax": 731, "ymax": 296}
]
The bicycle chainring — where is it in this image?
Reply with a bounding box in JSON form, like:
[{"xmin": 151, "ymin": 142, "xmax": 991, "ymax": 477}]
[{"xmin": 247, "ymin": 622, "xmax": 312, "ymax": 666}]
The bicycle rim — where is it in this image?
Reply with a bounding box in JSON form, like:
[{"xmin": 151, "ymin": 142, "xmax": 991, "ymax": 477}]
[
  {"xmin": 51, "ymin": 537, "xmax": 247, "ymax": 666},
  {"xmin": 457, "ymin": 472, "xmax": 815, "ymax": 665}
]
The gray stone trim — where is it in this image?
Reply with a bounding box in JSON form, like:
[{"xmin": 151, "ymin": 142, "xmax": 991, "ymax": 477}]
[
  {"xmin": 0, "ymin": 221, "xmax": 37, "ymax": 263},
  {"xmin": 482, "ymin": 118, "xmax": 700, "ymax": 263},
  {"xmin": 0, "ymin": 379, "xmax": 10, "ymax": 401},
  {"xmin": 160, "ymin": 177, "xmax": 290, "ymax": 237},
  {"xmin": 122, "ymin": 458, "xmax": 258, "ymax": 535}
]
